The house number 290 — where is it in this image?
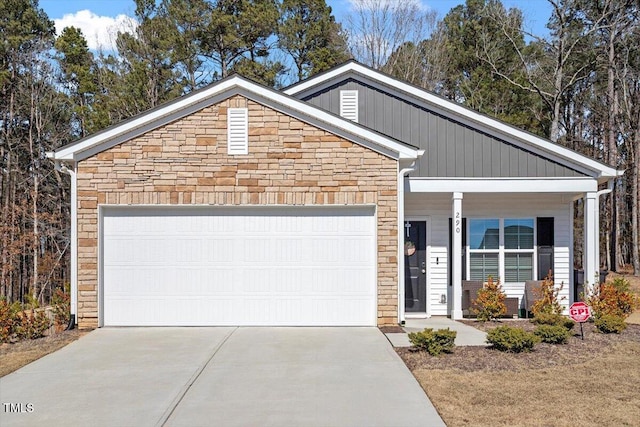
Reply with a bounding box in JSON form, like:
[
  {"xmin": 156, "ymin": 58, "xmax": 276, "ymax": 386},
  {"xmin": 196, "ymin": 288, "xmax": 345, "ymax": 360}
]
[{"xmin": 455, "ymin": 212, "xmax": 461, "ymax": 234}]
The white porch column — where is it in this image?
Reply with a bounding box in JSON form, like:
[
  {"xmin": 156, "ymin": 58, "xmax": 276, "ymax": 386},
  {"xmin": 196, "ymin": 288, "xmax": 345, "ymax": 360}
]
[
  {"xmin": 583, "ymin": 192, "xmax": 598, "ymax": 295},
  {"xmin": 451, "ymin": 192, "xmax": 463, "ymax": 319}
]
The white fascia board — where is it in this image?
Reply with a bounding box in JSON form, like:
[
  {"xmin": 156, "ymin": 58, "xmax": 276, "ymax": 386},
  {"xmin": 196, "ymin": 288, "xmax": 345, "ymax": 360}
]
[
  {"xmin": 53, "ymin": 75, "xmax": 418, "ymax": 162},
  {"xmin": 284, "ymin": 65, "xmax": 358, "ymax": 96},
  {"xmin": 407, "ymin": 178, "xmax": 598, "ymax": 193},
  {"xmin": 53, "ymin": 78, "xmax": 242, "ymax": 161},
  {"xmin": 286, "ymin": 62, "xmax": 619, "ymax": 178}
]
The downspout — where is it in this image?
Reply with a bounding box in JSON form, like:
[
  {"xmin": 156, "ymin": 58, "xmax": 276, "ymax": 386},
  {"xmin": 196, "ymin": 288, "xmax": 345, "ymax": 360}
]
[
  {"xmin": 53, "ymin": 159, "xmax": 77, "ymax": 329},
  {"xmin": 398, "ymin": 159, "xmax": 418, "ymax": 326}
]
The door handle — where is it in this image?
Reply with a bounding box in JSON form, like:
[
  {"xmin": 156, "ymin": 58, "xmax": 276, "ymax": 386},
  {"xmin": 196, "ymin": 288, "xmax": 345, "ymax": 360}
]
[
  {"xmin": 422, "ymin": 262, "xmax": 426, "ymax": 273},
  {"xmin": 421, "ymin": 269, "xmax": 426, "ymax": 274}
]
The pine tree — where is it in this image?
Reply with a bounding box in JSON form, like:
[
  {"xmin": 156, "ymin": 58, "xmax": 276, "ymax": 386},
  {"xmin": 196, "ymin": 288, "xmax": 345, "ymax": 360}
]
[{"xmin": 278, "ymin": 0, "xmax": 350, "ymax": 81}]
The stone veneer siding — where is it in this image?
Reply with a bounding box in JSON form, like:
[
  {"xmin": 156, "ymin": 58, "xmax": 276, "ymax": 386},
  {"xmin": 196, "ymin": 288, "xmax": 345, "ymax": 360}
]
[{"xmin": 75, "ymin": 95, "xmax": 398, "ymax": 329}]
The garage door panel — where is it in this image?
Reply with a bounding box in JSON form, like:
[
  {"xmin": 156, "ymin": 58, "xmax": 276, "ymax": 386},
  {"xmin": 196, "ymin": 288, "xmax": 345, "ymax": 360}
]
[
  {"xmin": 102, "ymin": 207, "xmax": 376, "ymax": 326},
  {"xmin": 243, "ymin": 239, "xmax": 304, "ymax": 263},
  {"xmin": 202, "ymin": 239, "xmax": 234, "ymax": 263}
]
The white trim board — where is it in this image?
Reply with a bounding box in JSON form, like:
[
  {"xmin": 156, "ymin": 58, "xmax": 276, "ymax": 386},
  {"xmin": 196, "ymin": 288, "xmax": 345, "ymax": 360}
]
[{"xmin": 406, "ymin": 178, "xmax": 598, "ymax": 193}]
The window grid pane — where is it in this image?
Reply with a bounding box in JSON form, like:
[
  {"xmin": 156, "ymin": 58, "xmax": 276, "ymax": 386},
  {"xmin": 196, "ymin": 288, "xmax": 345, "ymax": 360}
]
[
  {"xmin": 469, "ymin": 219, "xmax": 499, "ymax": 250},
  {"xmin": 505, "ymin": 253, "xmax": 533, "ymax": 282},
  {"xmin": 470, "ymin": 253, "xmax": 499, "ymax": 281},
  {"xmin": 504, "ymin": 219, "xmax": 534, "ymax": 249}
]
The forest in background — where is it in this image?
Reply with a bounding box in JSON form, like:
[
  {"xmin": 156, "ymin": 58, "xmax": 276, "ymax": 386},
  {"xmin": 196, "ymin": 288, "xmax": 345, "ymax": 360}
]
[{"xmin": 1, "ymin": 0, "xmax": 639, "ymax": 306}]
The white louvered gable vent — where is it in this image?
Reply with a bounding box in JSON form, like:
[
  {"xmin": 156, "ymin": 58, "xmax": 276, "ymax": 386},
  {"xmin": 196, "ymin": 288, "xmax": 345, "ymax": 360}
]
[
  {"xmin": 340, "ymin": 90, "xmax": 358, "ymax": 122},
  {"xmin": 227, "ymin": 107, "xmax": 248, "ymax": 155}
]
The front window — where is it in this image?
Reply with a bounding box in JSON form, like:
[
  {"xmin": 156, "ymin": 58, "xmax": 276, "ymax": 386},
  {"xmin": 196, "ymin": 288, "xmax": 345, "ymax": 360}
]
[
  {"xmin": 469, "ymin": 219, "xmax": 499, "ymax": 281},
  {"xmin": 468, "ymin": 218, "xmax": 535, "ymax": 283}
]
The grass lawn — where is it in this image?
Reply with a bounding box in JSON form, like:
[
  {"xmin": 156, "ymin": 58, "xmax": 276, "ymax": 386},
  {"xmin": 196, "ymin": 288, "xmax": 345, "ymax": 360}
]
[{"xmin": 398, "ymin": 272, "xmax": 640, "ymax": 427}]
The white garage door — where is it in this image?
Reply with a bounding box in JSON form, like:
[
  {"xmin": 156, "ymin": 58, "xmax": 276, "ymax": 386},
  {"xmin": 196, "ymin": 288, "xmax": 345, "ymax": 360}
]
[{"xmin": 102, "ymin": 207, "xmax": 376, "ymax": 326}]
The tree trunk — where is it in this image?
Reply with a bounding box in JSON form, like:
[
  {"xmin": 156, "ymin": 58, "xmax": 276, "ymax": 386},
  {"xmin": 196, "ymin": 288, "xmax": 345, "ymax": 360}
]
[
  {"xmin": 550, "ymin": 37, "xmax": 564, "ymax": 143},
  {"xmin": 32, "ymin": 174, "xmax": 39, "ymax": 303},
  {"xmin": 606, "ymin": 28, "xmax": 619, "ymax": 271},
  {"xmin": 633, "ymin": 131, "xmax": 640, "ymax": 275}
]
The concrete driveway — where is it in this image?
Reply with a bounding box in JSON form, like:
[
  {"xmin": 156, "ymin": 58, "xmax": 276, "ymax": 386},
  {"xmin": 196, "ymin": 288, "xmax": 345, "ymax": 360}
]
[{"xmin": 0, "ymin": 327, "xmax": 445, "ymax": 427}]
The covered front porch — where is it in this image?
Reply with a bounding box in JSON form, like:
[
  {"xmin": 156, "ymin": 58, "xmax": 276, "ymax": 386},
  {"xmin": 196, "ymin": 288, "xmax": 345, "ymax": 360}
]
[{"xmin": 398, "ymin": 178, "xmax": 609, "ymax": 322}]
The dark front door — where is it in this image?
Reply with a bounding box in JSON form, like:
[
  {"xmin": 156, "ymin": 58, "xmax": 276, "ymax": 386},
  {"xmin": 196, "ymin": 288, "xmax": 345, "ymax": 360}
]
[{"xmin": 404, "ymin": 221, "xmax": 427, "ymax": 313}]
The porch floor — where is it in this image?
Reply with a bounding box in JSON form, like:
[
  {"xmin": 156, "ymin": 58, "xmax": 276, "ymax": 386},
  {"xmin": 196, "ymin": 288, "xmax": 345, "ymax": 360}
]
[{"xmin": 385, "ymin": 317, "xmax": 487, "ymax": 347}]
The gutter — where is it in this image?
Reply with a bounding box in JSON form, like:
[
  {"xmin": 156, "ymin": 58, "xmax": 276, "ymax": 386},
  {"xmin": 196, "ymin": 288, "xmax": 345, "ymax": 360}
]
[
  {"xmin": 597, "ymin": 178, "xmax": 614, "ymax": 198},
  {"xmin": 397, "ymin": 159, "xmax": 419, "ymax": 325},
  {"xmin": 49, "ymin": 153, "xmax": 77, "ymax": 329}
]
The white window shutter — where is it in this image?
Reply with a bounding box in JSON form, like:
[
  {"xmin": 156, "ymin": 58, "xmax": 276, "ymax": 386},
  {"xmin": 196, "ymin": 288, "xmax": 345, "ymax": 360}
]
[
  {"xmin": 340, "ymin": 90, "xmax": 358, "ymax": 122},
  {"xmin": 227, "ymin": 108, "xmax": 248, "ymax": 155}
]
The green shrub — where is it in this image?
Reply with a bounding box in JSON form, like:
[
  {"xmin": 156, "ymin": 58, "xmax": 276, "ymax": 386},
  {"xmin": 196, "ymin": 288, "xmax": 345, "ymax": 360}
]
[
  {"xmin": 534, "ymin": 324, "xmax": 570, "ymax": 344},
  {"xmin": 0, "ymin": 299, "xmax": 18, "ymax": 343},
  {"xmin": 486, "ymin": 325, "xmax": 539, "ymax": 353},
  {"xmin": 594, "ymin": 314, "xmax": 627, "ymax": 334},
  {"xmin": 611, "ymin": 277, "xmax": 632, "ymax": 293},
  {"xmin": 531, "ymin": 313, "xmax": 575, "ymax": 330},
  {"xmin": 14, "ymin": 309, "xmax": 52, "ymax": 340},
  {"xmin": 408, "ymin": 328, "xmax": 457, "ymax": 356},
  {"xmin": 472, "ymin": 277, "xmax": 507, "ymax": 322},
  {"xmin": 1, "ymin": 299, "xmax": 52, "ymax": 343}
]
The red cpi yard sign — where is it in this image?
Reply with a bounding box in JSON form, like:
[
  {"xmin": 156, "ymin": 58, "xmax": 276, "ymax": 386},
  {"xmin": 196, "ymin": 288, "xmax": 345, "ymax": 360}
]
[{"xmin": 569, "ymin": 302, "xmax": 591, "ymax": 323}]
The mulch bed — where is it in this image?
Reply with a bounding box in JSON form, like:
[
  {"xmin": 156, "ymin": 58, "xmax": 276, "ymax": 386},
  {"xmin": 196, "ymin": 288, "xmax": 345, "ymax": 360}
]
[
  {"xmin": 379, "ymin": 325, "xmax": 405, "ymax": 333},
  {"xmin": 397, "ymin": 320, "xmax": 640, "ymax": 372}
]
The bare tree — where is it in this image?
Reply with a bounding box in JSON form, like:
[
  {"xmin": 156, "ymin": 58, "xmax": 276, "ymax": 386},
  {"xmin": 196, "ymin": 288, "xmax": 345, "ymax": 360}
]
[
  {"xmin": 345, "ymin": 0, "xmax": 435, "ymax": 71},
  {"xmin": 477, "ymin": 0, "xmax": 611, "ymax": 143},
  {"xmin": 618, "ymin": 29, "xmax": 640, "ymax": 274}
]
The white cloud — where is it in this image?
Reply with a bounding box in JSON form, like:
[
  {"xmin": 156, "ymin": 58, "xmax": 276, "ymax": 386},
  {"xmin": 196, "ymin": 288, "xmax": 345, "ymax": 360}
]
[{"xmin": 54, "ymin": 10, "xmax": 138, "ymax": 52}]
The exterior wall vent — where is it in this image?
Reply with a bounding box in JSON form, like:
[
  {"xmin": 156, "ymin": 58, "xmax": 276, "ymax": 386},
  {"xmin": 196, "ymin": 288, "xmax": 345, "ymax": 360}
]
[
  {"xmin": 227, "ymin": 107, "xmax": 248, "ymax": 155},
  {"xmin": 340, "ymin": 90, "xmax": 358, "ymax": 122}
]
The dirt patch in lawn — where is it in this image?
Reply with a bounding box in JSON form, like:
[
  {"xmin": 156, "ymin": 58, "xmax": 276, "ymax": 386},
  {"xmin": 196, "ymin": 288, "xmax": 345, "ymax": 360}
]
[
  {"xmin": 398, "ymin": 320, "xmax": 640, "ymax": 427},
  {"xmin": 0, "ymin": 330, "xmax": 85, "ymax": 377}
]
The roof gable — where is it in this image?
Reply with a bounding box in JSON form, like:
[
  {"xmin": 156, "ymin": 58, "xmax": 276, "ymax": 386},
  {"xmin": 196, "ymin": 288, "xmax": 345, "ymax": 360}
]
[
  {"xmin": 298, "ymin": 77, "xmax": 586, "ymax": 179},
  {"xmin": 50, "ymin": 74, "xmax": 420, "ymax": 162},
  {"xmin": 284, "ymin": 61, "xmax": 620, "ymax": 181}
]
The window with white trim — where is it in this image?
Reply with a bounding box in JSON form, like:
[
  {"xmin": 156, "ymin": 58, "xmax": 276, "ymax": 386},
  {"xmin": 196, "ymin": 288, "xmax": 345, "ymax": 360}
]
[
  {"xmin": 469, "ymin": 219, "xmax": 499, "ymax": 281},
  {"xmin": 468, "ymin": 218, "xmax": 535, "ymax": 282},
  {"xmin": 340, "ymin": 90, "xmax": 358, "ymax": 122},
  {"xmin": 227, "ymin": 107, "xmax": 248, "ymax": 155},
  {"xmin": 504, "ymin": 219, "xmax": 534, "ymax": 282}
]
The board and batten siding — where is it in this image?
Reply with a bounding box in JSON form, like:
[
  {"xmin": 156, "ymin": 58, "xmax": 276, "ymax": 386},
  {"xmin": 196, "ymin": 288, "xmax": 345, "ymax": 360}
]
[
  {"xmin": 405, "ymin": 193, "xmax": 571, "ymax": 316},
  {"xmin": 301, "ymin": 78, "xmax": 587, "ymax": 180}
]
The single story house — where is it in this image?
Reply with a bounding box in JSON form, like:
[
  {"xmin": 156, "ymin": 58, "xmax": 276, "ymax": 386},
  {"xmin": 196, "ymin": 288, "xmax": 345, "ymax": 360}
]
[{"xmin": 48, "ymin": 61, "xmax": 621, "ymax": 329}]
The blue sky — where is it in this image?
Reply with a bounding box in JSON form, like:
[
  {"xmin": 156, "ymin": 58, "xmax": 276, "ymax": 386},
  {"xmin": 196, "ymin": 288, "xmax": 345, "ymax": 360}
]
[{"xmin": 39, "ymin": 0, "xmax": 551, "ymax": 51}]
